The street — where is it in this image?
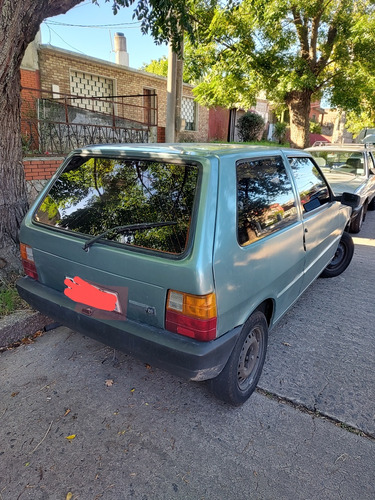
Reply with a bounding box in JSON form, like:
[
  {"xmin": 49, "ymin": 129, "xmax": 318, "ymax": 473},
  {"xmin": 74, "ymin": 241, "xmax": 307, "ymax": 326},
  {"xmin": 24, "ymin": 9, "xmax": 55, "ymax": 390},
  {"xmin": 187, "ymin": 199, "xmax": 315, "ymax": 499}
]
[{"xmin": 0, "ymin": 213, "xmax": 374, "ymax": 500}]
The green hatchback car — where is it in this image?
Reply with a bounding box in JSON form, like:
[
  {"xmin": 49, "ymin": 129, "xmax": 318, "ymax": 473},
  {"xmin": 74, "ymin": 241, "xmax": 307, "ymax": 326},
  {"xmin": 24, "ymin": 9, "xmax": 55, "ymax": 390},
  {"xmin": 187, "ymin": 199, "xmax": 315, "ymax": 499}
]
[{"xmin": 17, "ymin": 144, "xmax": 358, "ymax": 405}]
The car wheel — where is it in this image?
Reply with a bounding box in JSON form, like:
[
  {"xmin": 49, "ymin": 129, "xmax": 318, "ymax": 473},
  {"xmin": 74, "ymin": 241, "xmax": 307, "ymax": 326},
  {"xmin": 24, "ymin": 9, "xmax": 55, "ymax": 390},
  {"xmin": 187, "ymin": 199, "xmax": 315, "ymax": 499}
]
[
  {"xmin": 349, "ymin": 206, "xmax": 364, "ymax": 233},
  {"xmin": 209, "ymin": 311, "xmax": 268, "ymax": 406},
  {"xmin": 320, "ymin": 231, "xmax": 354, "ymax": 278}
]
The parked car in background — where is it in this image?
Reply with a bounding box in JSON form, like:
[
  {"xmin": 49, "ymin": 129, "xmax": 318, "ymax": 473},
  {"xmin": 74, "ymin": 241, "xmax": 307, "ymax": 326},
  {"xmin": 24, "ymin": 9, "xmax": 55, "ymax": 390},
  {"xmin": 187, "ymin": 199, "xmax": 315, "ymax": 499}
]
[
  {"xmin": 17, "ymin": 144, "xmax": 359, "ymax": 406},
  {"xmin": 306, "ymin": 144, "xmax": 375, "ymax": 233}
]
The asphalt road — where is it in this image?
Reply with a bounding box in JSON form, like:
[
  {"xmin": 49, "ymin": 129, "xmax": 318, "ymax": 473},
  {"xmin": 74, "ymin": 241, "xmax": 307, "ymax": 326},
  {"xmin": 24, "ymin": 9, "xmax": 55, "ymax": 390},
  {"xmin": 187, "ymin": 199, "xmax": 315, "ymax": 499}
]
[{"xmin": 1, "ymin": 212, "xmax": 374, "ymax": 500}]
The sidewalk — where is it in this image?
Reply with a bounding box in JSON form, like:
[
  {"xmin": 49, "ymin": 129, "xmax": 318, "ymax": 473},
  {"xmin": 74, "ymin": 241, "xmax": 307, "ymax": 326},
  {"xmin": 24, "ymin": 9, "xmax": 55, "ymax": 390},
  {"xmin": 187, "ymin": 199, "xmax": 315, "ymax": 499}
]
[
  {"xmin": 1, "ymin": 213, "xmax": 374, "ymax": 499},
  {"xmin": 0, "ymin": 310, "xmax": 53, "ymax": 349},
  {"xmin": 0, "ymin": 326, "xmax": 374, "ymax": 500}
]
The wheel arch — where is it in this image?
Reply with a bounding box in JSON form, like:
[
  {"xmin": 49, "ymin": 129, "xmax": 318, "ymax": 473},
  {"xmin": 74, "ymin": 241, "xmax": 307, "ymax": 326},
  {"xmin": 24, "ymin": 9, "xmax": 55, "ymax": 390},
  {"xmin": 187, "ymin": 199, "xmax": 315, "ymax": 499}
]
[{"xmin": 253, "ymin": 298, "xmax": 274, "ymax": 326}]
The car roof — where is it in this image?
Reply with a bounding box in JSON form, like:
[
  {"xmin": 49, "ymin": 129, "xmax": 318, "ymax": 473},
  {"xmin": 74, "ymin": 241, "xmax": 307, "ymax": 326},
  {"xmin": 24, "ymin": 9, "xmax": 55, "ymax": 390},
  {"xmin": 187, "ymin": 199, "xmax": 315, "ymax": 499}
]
[
  {"xmin": 73, "ymin": 142, "xmax": 309, "ymax": 159},
  {"xmin": 306, "ymin": 144, "xmax": 373, "ymax": 153}
]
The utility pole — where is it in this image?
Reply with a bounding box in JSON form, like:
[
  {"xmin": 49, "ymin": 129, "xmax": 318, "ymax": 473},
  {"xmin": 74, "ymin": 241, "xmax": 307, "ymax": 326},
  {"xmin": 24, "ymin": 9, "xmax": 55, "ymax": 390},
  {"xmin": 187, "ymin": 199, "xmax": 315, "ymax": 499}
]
[
  {"xmin": 166, "ymin": 40, "xmax": 184, "ymax": 143},
  {"xmin": 175, "ymin": 39, "xmax": 184, "ymax": 136},
  {"xmin": 166, "ymin": 42, "xmax": 177, "ymax": 143}
]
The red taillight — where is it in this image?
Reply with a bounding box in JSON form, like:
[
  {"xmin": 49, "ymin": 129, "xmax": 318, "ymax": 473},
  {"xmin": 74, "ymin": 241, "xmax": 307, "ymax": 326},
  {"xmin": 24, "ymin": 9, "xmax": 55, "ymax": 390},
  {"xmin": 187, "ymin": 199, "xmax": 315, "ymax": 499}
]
[
  {"xmin": 165, "ymin": 290, "xmax": 217, "ymax": 341},
  {"xmin": 20, "ymin": 243, "xmax": 38, "ymax": 280}
]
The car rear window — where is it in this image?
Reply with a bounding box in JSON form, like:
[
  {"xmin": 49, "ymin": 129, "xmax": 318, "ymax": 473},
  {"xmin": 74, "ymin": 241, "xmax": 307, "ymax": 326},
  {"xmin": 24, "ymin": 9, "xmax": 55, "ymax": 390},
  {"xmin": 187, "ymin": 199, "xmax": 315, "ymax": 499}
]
[{"xmin": 33, "ymin": 156, "xmax": 199, "ymax": 255}]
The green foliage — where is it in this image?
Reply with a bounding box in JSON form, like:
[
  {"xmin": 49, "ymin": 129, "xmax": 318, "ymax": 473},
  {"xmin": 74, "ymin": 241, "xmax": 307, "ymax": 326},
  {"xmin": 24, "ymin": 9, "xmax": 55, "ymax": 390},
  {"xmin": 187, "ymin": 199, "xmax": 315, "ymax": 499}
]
[
  {"xmin": 0, "ymin": 288, "xmax": 18, "ymax": 316},
  {"xmin": 309, "ymin": 121, "xmax": 322, "ymax": 134},
  {"xmin": 141, "ymin": 56, "xmax": 194, "ymax": 83},
  {"xmin": 183, "ymin": 0, "xmax": 375, "ymax": 145},
  {"xmin": 104, "ymin": 0, "xmax": 197, "ymax": 54},
  {"xmin": 274, "ymin": 121, "xmax": 287, "ymax": 143},
  {"xmin": 0, "ymin": 276, "xmax": 29, "ymax": 316},
  {"xmin": 236, "ymin": 112, "xmax": 265, "ymax": 142},
  {"xmin": 346, "ymin": 111, "xmax": 375, "ymax": 137},
  {"xmin": 141, "ymin": 57, "xmax": 168, "ymax": 77}
]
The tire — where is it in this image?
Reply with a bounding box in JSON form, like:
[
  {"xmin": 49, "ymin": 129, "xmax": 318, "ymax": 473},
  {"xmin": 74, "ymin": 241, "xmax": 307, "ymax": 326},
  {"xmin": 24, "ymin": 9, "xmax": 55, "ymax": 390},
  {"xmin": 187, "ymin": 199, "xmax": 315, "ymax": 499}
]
[
  {"xmin": 320, "ymin": 231, "xmax": 354, "ymax": 278},
  {"xmin": 209, "ymin": 311, "xmax": 268, "ymax": 406},
  {"xmin": 349, "ymin": 206, "xmax": 364, "ymax": 233},
  {"xmin": 368, "ymin": 197, "xmax": 375, "ymax": 211}
]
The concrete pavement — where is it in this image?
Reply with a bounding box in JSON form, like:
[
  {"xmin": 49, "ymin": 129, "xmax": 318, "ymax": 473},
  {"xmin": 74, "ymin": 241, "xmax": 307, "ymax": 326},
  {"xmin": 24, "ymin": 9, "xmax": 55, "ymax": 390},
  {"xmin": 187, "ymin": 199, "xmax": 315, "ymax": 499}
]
[{"xmin": 0, "ymin": 213, "xmax": 374, "ymax": 500}]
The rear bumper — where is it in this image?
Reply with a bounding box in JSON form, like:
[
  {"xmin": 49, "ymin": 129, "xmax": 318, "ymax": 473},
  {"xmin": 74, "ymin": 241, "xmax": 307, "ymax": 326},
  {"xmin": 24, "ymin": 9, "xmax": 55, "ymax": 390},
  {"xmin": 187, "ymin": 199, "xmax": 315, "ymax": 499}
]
[{"xmin": 17, "ymin": 277, "xmax": 239, "ymax": 381}]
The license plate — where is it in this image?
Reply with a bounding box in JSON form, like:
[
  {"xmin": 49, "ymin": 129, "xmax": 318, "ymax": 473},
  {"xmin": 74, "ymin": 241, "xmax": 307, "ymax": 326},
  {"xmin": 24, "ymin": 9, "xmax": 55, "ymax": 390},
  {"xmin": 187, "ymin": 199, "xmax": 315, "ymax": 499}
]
[
  {"xmin": 65, "ymin": 276, "xmax": 122, "ymax": 313},
  {"xmin": 92, "ymin": 286, "xmax": 122, "ymax": 313}
]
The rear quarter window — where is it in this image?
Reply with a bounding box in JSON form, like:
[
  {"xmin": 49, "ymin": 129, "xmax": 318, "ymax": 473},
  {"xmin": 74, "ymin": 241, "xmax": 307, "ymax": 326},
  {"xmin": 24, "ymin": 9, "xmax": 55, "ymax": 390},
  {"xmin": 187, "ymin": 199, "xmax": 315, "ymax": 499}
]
[
  {"xmin": 34, "ymin": 157, "xmax": 199, "ymax": 255},
  {"xmin": 237, "ymin": 156, "xmax": 298, "ymax": 246}
]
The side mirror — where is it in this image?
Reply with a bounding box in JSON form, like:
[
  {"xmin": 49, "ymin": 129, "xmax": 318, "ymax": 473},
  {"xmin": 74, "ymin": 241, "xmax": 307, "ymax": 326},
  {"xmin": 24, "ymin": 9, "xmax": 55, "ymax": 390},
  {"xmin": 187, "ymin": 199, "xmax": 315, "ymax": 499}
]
[{"xmin": 340, "ymin": 192, "xmax": 361, "ymax": 210}]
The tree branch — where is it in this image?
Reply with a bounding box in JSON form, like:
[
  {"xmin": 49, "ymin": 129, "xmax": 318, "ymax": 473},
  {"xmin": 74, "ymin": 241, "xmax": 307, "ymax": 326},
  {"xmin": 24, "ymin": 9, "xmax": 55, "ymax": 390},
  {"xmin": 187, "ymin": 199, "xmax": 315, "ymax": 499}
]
[
  {"xmin": 315, "ymin": 70, "xmax": 343, "ymax": 90},
  {"xmin": 310, "ymin": 10, "xmax": 324, "ymax": 65},
  {"xmin": 291, "ymin": 7, "xmax": 309, "ymax": 60},
  {"xmin": 316, "ymin": 23, "xmax": 338, "ymax": 74}
]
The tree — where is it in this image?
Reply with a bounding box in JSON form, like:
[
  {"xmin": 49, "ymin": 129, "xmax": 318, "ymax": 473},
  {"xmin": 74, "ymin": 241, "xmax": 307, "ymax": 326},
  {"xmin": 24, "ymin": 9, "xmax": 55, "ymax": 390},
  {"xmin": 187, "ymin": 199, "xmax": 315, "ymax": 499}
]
[
  {"xmin": 0, "ymin": 0, "xmax": 193, "ymax": 278},
  {"xmin": 141, "ymin": 55, "xmax": 195, "ymax": 83},
  {"xmin": 141, "ymin": 56, "xmax": 169, "ymax": 77},
  {"xmin": 186, "ymin": 0, "xmax": 375, "ymax": 148},
  {"xmin": 0, "ymin": 0, "xmax": 85, "ymax": 276}
]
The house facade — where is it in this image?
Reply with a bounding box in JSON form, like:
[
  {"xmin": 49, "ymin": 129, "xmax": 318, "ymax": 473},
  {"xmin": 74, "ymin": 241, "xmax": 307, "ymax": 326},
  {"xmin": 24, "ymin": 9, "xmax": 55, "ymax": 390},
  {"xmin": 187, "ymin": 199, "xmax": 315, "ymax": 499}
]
[
  {"xmin": 20, "ymin": 35, "xmax": 210, "ymax": 201},
  {"xmin": 21, "ymin": 37, "xmax": 209, "ymax": 149}
]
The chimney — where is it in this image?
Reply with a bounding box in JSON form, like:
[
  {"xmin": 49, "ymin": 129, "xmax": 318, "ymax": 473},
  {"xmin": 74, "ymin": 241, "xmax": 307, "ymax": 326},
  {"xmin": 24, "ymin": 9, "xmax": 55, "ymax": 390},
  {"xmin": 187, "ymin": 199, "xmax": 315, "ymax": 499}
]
[{"xmin": 114, "ymin": 32, "xmax": 129, "ymax": 67}]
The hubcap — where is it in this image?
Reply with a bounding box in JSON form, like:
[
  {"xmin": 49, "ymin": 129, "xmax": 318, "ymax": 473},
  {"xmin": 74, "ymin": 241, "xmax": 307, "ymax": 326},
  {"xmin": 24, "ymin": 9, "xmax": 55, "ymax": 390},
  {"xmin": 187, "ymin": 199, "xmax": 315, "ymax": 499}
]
[
  {"xmin": 237, "ymin": 327, "xmax": 262, "ymax": 389},
  {"xmin": 329, "ymin": 242, "xmax": 344, "ymax": 268}
]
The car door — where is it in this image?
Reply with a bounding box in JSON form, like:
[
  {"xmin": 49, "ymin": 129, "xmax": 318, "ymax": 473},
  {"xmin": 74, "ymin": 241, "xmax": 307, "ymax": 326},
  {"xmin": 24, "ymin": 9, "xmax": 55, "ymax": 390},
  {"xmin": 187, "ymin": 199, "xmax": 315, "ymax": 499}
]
[
  {"xmin": 213, "ymin": 154, "xmax": 305, "ymax": 333},
  {"xmin": 287, "ymin": 155, "xmax": 346, "ymax": 292},
  {"xmin": 365, "ymin": 152, "xmax": 375, "ymax": 204}
]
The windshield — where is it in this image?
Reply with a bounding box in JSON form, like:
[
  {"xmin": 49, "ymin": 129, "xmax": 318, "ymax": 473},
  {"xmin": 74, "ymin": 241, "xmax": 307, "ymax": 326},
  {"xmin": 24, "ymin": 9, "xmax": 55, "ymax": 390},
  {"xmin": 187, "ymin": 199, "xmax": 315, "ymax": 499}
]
[
  {"xmin": 311, "ymin": 151, "xmax": 365, "ymax": 176},
  {"xmin": 33, "ymin": 156, "xmax": 199, "ymax": 255}
]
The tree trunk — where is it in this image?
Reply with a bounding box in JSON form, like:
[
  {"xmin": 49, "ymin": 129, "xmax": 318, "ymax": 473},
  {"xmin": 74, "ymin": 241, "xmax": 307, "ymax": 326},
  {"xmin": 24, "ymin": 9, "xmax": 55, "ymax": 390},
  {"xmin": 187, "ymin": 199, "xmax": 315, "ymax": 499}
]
[
  {"xmin": 0, "ymin": 0, "xmax": 84, "ymax": 278},
  {"xmin": 0, "ymin": 70, "xmax": 28, "ymax": 274},
  {"xmin": 285, "ymin": 90, "xmax": 313, "ymax": 149}
]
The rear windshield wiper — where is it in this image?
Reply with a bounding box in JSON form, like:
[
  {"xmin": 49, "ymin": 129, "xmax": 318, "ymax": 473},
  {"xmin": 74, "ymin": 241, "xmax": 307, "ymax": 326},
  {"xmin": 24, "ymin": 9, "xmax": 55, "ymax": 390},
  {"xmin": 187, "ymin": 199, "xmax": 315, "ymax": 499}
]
[{"xmin": 83, "ymin": 222, "xmax": 177, "ymax": 251}]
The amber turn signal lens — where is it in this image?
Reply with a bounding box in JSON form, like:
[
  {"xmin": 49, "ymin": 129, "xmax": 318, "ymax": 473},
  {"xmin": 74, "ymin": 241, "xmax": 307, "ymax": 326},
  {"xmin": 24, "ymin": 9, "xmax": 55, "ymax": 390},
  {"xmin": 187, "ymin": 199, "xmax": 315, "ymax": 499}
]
[{"xmin": 167, "ymin": 290, "xmax": 217, "ymax": 320}]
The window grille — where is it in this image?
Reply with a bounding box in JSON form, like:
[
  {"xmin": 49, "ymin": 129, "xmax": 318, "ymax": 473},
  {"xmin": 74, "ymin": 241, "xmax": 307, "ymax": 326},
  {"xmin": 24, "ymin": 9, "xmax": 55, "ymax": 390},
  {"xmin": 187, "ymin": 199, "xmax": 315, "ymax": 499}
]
[
  {"xmin": 181, "ymin": 97, "xmax": 196, "ymax": 131},
  {"xmin": 70, "ymin": 70, "xmax": 114, "ymax": 114}
]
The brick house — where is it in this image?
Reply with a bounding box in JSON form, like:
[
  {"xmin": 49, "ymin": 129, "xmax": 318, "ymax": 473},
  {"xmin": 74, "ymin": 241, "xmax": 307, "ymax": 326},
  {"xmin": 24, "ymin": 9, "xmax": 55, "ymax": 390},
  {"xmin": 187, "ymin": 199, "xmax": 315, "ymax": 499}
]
[
  {"xmin": 20, "ymin": 34, "xmax": 210, "ymax": 201},
  {"xmin": 36, "ymin": 44, "xmax": 208, "ymax": 143},
  {"xmin": 21, "ymin": 35, "xmax": 209, "ymax": 144}
]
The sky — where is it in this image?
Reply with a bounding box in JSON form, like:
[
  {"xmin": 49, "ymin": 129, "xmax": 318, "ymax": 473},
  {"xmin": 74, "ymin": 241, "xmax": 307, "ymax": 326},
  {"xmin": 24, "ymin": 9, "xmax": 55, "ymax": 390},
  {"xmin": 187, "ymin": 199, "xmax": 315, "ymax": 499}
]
[{"xmin": 40, "ymin": 1, "xmax": 169, "ymax": 70}]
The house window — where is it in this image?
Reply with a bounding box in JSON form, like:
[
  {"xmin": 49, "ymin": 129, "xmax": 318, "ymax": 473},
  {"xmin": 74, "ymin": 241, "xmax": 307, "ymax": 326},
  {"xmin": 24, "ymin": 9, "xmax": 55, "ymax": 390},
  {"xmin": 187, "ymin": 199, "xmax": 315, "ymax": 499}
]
[
  {"xmin": 143, "ymin": 88, "xmax": 157, "ymax": 126},
  {"xmin": 181, "ymin": 97, "xmax": 196, "ymax": 131},
  {"xmin": 70, "ymin": 70, "xmax": 114, "ymax": 114}
]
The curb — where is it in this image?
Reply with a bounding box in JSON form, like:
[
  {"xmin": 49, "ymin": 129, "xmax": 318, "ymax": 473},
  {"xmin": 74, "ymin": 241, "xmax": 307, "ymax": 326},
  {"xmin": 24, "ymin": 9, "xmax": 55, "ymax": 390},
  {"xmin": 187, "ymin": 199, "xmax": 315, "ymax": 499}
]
[{"xmin": 0, "ymin": 310, "xmax": 55, "ymax": 348}]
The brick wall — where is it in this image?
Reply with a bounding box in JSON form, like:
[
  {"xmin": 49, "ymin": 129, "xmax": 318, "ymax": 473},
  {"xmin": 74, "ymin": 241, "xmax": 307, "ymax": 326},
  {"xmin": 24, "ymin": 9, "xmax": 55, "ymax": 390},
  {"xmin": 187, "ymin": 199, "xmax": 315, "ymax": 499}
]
[
  {"xmin": 38, "ymin": 46, "xmax": 209, "ymax": 142},
  {"xmin": 23, "ymin": 157, "xmax": 63, "ymax": 204},
  {"xmin": 20, "ymin": 69, "xmax": 41, "ymax": 119},
  {"xmin": 21, "ymin": 69, "xmax": 41, "ymax": 94},
  {"xmin": 23, "ymin": 157, "xmax": 63, "ymax": 181}
]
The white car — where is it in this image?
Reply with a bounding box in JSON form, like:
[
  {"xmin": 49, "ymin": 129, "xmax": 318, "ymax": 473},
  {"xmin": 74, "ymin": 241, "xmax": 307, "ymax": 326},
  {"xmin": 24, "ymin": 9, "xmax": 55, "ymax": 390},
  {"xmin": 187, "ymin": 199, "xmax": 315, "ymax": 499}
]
[{"xmin": 306, "ymin": 144, "xmax": 375, "ymax": 233}]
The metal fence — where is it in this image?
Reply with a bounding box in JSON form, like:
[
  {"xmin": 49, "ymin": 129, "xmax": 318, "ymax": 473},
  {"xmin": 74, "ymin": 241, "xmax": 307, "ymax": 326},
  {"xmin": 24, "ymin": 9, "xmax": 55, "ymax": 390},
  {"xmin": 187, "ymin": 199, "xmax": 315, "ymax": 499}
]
[{"xmin": 21, "ymin": 87, "xmax": 157, "ymax": 156}]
